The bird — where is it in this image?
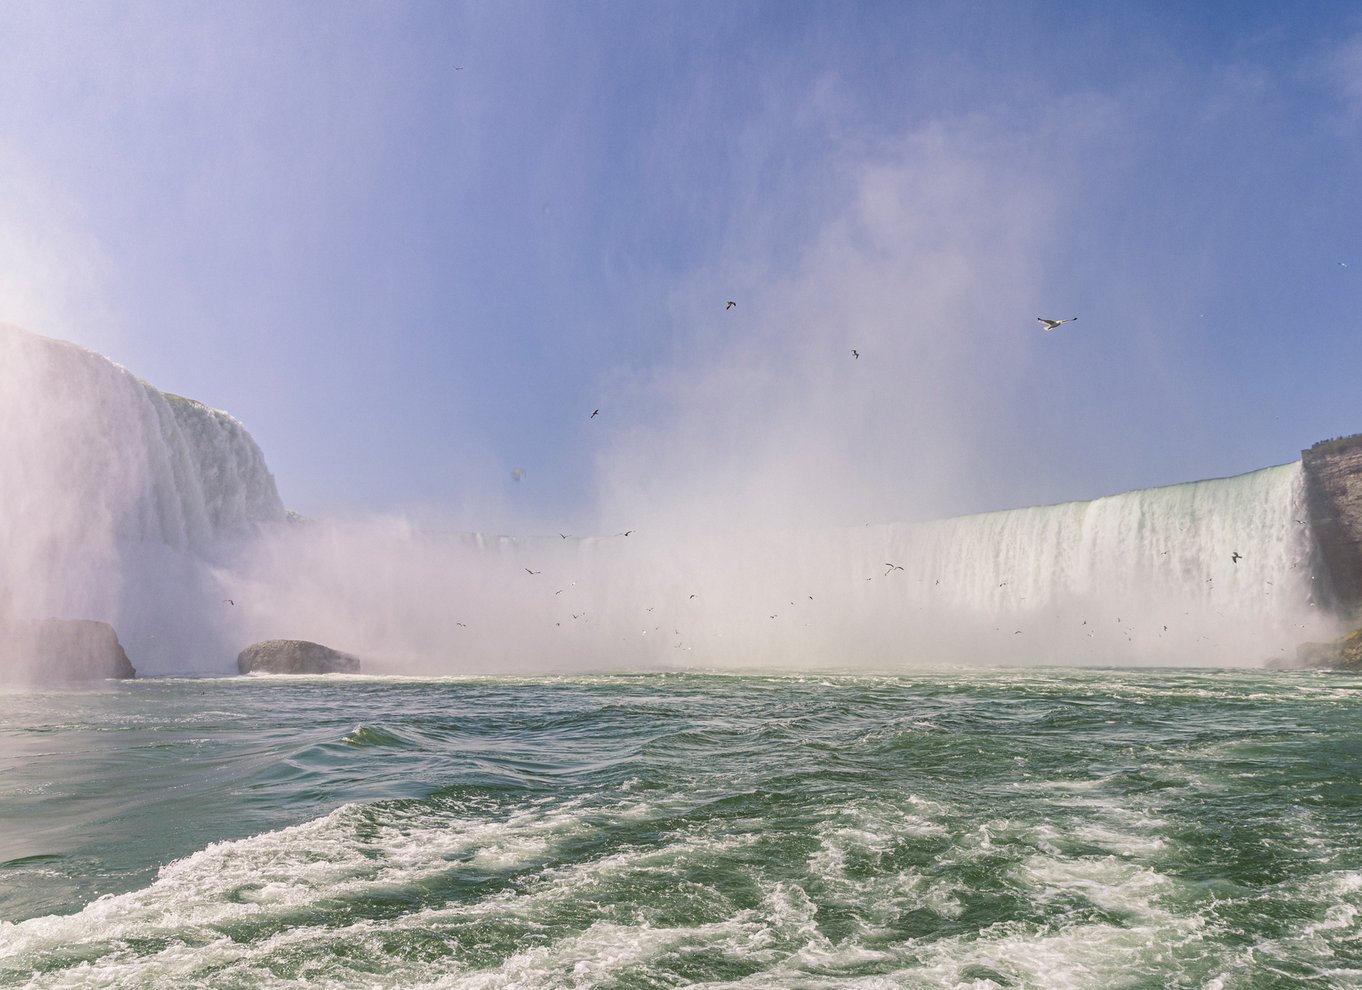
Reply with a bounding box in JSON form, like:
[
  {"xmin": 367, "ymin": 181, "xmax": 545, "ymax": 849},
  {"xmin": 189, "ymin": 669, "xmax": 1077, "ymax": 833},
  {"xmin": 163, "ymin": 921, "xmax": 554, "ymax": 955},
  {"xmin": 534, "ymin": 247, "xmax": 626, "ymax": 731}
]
[
  {"xmin": 525, "ymin": 568, "xmax": 541, "ymax": 575},
  {"xmin": 512, "ymin": 467, "xmax": 525, "ymax": 482},
  {"xmin": 590, "ymin": 409, "xmax": 599, "ymax": 419},
  {"xmin": 223, "ymin": 599, "xmax": 234, "ymax": 606},
  {"xmin": 725, "ymin": 300, "xmax": 736, "ymax": 309},
  {"xmin": 852, "ymin": 349, "xmax": 860, "ymax": 359},
  {"xmin": 884, "ymin": 563, "xmax": 904, "ymax": 576},
  {"xmin": 1038, "ymin": 317, "xmax": 1077, "ymax": 331},
  {"xmin": 1231, "ymin": 551, "xmax": 1242, "ymax": 564}
]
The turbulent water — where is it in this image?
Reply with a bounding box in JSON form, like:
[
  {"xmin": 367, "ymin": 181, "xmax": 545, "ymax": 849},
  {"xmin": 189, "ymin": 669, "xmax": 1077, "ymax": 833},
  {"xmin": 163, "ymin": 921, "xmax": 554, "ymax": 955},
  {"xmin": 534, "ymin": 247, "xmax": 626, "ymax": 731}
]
[{"xmin": 3, "ymin": 668, "xmax": 1361, "ymax": 988}]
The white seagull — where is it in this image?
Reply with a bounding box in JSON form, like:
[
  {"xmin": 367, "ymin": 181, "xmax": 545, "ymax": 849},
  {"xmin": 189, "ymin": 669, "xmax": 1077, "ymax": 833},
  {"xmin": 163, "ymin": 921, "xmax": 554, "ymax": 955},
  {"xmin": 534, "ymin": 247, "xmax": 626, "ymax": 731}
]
[{"xmin": 1038, "ymin": 317, "xmax": 1077, "ymax": 331}]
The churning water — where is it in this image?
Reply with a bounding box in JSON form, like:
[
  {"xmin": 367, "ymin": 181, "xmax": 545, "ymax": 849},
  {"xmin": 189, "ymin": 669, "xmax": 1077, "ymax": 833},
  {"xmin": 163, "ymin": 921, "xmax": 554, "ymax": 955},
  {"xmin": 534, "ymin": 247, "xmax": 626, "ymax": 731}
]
[{"xmin": 3, "ymin": 667, "xmax": 1361, "ymax": 989}]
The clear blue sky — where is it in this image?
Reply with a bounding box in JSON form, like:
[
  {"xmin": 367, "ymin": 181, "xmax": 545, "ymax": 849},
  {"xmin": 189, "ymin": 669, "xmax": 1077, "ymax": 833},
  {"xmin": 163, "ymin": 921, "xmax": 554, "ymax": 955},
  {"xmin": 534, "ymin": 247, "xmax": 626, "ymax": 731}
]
[{"xmin": 2, "ymin": 1, "xmax": 1360, "ymax": 534}]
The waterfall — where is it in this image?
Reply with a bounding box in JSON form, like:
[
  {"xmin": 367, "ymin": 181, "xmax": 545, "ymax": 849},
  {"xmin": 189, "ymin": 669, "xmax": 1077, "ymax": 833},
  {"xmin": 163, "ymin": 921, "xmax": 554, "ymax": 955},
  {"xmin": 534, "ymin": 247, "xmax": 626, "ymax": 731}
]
[
  {"xmin": 0, "ymin": 325, "xmax": 284, "ymax": 669},
  {"xmin": 0, "ymin": 324, "xmax": 1336, "ymax": 673}
]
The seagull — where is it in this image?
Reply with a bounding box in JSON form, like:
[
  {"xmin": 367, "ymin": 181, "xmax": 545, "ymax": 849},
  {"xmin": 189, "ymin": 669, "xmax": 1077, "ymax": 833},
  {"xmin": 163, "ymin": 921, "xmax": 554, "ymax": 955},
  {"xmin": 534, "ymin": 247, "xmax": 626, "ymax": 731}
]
[
  {"xmin": 725, "ymin": 300, "xmax": 736, "ymax": 309},
  {"xmin": 1038, "ymin": 317, "xmax": 1077, "ymax": 331},
  {"xmin": 223, "ymin": 599, "xmax": 234, "ymax": 606},
  {"xmin": 1231, "ymin": 551, "xmax": 1242, "ymax": 564},
  {"xmin": 884, "ymin": 563, "xmax": 904, "ymax": 576},
  {"xmin": 852, "ymin": 349, "xmax": 859, "ymax": 359},
  {"xmin": 590, "ymin": 409, "xmax": 599, "ymax": 419},
  {"xmin": 525, "ymin": 568, "xmax": 541, "ymax": 575}
]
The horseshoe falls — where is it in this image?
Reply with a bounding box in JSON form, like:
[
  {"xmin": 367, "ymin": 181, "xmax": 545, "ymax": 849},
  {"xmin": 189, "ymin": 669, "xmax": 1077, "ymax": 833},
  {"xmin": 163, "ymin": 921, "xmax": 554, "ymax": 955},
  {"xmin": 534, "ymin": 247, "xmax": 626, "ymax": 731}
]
[
  {"xmin": 0, "ymin": 325, "xmax": 1336, "ymax": 675},
  {"xmin": 228, "ymin": 464, "xmax": 1328, "ymax": 675}
]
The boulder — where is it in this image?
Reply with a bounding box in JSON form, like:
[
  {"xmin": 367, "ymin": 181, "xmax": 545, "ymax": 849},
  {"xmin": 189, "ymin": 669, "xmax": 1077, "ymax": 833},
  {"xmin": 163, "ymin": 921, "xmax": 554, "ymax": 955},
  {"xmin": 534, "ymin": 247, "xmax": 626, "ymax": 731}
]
[
  {"xmin": 237, "ymin": 639, "xmax": 361, "ymax": 675},
  {"xmin": 0, "ymin": 617, "xmax": 136, "ymax": 682}
]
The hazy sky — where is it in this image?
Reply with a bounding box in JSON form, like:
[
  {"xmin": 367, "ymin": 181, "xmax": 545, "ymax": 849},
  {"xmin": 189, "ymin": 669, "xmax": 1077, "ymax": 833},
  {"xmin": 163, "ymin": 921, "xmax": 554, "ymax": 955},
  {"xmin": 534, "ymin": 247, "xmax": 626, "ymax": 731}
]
[{"xmin": 2, "ymin": 1, "xmax": 1360, "ymax": 534}]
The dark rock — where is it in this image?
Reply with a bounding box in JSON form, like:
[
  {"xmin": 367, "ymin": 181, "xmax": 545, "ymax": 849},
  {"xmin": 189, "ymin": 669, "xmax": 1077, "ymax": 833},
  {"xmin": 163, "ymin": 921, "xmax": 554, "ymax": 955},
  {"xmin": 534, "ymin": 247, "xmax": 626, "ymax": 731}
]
[
  {"xmin": 1285, "ymin": 628, "xmax": 1362, "ymax": 671},
  {"xmin": 1, "ymin": 617, "xmax": 136, "ymax": 682},
  {"xmin": 1301, "ymin": 436, "xmax": 1362, "ymax": 619},
  {"xmin": 237, "ymin": 639, "xmax": 361, "ymax": 675}
]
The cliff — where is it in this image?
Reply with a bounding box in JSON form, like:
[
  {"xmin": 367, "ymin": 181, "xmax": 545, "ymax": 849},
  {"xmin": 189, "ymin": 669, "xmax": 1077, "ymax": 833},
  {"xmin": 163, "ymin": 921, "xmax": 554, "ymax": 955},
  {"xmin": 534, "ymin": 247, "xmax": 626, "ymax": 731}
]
[{"xmin": 1301, "ymin": 435, "xmax": 1362, "ymax": 620}]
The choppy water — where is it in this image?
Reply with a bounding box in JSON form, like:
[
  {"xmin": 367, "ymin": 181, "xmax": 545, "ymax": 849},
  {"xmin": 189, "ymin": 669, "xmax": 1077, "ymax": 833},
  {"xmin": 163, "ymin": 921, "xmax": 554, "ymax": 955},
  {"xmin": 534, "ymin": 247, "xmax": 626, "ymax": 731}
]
[{"xmin": 2, "ymin": 668, "xmax": 1362, "ymax": 988}]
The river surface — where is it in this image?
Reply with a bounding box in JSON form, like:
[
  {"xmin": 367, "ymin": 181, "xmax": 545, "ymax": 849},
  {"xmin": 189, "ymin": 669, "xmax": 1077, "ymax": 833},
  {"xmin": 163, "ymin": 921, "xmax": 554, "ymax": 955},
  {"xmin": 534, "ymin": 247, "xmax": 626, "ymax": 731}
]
[{"xmin": 2, "ymin": 667, "xmax": 1361, "ymax": 988}]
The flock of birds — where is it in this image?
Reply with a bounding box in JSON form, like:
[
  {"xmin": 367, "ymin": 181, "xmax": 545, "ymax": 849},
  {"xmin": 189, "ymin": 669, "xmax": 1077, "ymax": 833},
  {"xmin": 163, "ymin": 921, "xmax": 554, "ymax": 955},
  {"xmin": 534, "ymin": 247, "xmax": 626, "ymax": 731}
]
[{"xmin": 576, "ymin": 305, "xmax": 1083, "ymax": 428}]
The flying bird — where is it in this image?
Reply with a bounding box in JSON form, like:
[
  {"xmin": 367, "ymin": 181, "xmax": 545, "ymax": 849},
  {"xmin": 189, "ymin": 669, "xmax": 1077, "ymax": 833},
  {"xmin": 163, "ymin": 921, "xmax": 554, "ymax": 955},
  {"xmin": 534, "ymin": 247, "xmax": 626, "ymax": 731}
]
[
  {"xmin": 852, "ymin": 349, "xmax": 859, "ymax": 359},
  {"xmin": 725, "ymin": 300, "xmax": 736, "ymax": 310},
  {"xmin": 1231, "ymin": 551, "xmax": 1242, "ymax": 564},
  {"xmin": 590, "ymin": 409, "xmax": 599, "ymax": 419},
  {"xmin": 223, "ymin": 599, "xmax": 234, "ymax": 606},
  {"xmin": 884, "ymin": 563, "xmax": 904, "ymax": 576},
  {"xmin": 1038, "ymin": 317, "xmax": 1078, "ymax": 331},
  {"xmin": 525, "ymin": 568, "xmax": 541, "ymax": 575}
]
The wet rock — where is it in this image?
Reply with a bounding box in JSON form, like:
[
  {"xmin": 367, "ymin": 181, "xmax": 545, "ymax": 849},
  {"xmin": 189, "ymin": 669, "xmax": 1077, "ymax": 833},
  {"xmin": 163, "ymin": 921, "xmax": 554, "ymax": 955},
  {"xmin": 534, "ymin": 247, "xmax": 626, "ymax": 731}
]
[
  {"xmin": 0, "ymin": 617, "xmax": 136, "ymax": 682},
  {"xmin": 237, "ymin": 639, "xmax": 361, "ymax": 675},
  {"xmin": 1282, "ymin": 628, "xmax": 1362, "ymax": 671}
]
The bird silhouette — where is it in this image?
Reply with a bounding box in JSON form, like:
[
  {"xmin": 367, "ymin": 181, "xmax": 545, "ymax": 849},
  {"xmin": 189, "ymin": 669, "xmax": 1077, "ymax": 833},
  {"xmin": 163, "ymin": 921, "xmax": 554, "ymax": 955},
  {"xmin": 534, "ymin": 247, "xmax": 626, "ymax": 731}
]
[
  {"xmin": 525, "ymin": 568, "xmax": 541, "ymax": 575},
  {"xmin": 852, "ymin": 349, "xmax": 859, "ymax": 359},
  {"xmin": 1038, "ymin": 317, "xmax": 1078, "ymax": 331},
  {"xmin": 590, "ymin": 409, "xmax": 599, "ymax": 419},
  {"xmin": 1231, "ymin": 551, "xmax": 1242, "ymax": 564},
  {"xmin": 725, "ymin": 300, "xmax": 736, "ymax": 310},
  {"xmin": 223, "ymin": 599, "xmax": 234, "ymax": 606}
]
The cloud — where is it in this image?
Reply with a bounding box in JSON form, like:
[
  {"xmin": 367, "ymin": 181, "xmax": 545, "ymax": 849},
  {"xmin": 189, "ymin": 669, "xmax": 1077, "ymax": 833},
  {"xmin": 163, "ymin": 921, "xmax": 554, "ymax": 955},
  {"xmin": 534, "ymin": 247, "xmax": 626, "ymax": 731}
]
[{"xmin": 1326, "ymin": 31, "xmax": 1362, "ymax": 122}]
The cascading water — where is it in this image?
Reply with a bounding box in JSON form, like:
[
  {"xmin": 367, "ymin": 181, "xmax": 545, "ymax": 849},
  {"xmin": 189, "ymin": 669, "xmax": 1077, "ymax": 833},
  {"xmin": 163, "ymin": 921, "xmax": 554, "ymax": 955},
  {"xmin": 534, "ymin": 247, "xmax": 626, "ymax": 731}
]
[
  {"xmin": 0, "ymin": 325, "xmax": 1339, "ymax": 674},
  {"xmin": 0, "ymin": 325, "xmax": 284, "ymax": 671}
]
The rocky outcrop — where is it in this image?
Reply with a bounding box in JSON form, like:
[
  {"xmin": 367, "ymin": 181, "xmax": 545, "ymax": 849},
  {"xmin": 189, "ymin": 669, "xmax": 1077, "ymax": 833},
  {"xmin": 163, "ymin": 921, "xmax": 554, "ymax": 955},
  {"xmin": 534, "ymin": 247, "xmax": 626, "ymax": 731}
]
[
  {"xmin": 0, "ymin": 617, "xmax": 137, "ymax": 682},
  {"xmin": 237, "ymin": 639, "xmax": 361, "ymax": 675},
  {"xmin": 1273, "ymin": 627, "xmax": 1362, "ymax": 671},
  {"xmin": 1301, "ymin": 435, "xmax": 1362, "ymax": 620}
]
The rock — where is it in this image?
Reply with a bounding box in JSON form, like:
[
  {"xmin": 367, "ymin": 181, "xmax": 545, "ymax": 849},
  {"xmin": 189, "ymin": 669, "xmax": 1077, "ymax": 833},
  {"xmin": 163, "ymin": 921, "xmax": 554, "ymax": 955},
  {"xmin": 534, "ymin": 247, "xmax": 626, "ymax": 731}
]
[
  {"xmin": 1286, "ymin": 628, "xmax": 1362, "ymax": 671},
  {"xmin": 237, "ymin": 639, "xmax": 361, "ymax": 675},
  {"xmin": 0, "ymin": 617, "xmax": 136, "ymax": 682},
  {"xmin": 1301, "ymin": 435, "xmax": 1362, "ymax": 618}
]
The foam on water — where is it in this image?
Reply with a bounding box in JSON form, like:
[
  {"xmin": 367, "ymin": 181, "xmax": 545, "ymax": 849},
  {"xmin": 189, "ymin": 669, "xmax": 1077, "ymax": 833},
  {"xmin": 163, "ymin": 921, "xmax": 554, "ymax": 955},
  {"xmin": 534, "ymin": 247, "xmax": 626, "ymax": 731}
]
[{"xmin": 4, "ymin": 670, "xmax": 1362, "ymax": 987}]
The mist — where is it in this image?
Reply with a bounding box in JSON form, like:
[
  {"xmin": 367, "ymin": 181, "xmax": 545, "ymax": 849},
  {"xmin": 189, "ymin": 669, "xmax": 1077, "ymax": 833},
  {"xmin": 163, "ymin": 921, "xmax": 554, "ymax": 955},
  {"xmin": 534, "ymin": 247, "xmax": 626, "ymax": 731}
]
[
  {"xmin": 0, "ymin": 113, "xmax": 1340, "ymax": 677},
  {"xmin": 1, "ymin": 5, "xmax": 1356, "ymax": 677}
]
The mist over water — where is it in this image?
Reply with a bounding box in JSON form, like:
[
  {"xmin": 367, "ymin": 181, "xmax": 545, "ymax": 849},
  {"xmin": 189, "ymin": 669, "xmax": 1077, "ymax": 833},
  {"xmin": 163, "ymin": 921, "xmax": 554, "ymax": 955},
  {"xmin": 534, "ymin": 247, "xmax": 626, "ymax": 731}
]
[{"xmin": 0, "ymin": 324, "xmax": 1336, "ymax": 677}]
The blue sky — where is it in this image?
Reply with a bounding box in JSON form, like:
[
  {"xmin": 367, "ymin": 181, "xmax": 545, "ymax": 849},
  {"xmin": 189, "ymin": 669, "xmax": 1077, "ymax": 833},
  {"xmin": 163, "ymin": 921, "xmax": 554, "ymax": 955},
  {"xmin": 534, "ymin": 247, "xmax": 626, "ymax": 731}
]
[{"xmin": 2, "ymin": 1, "xmax": 1361, "ymax": 534}]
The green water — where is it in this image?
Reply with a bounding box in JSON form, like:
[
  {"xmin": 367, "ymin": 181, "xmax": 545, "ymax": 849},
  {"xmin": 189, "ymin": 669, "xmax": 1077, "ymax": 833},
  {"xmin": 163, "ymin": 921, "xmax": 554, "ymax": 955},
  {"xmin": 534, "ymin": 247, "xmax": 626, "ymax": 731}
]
[{"xmin": 2, "ymin": 667, "xmax": 1361, "ymax": 988}]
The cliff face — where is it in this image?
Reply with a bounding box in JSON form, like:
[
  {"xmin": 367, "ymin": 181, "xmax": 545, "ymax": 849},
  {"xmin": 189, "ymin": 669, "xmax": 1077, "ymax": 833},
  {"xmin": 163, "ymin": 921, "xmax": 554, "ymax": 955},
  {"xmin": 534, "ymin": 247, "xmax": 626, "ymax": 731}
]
[{"xmin": 1301, "ymin": 435, "xmax": 1362, "ymax": 619}]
